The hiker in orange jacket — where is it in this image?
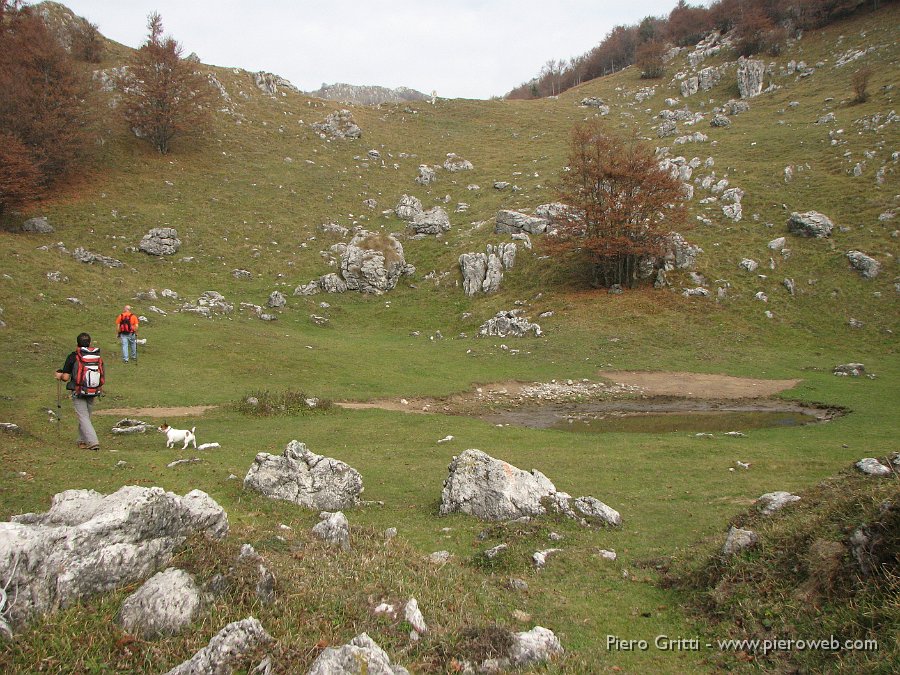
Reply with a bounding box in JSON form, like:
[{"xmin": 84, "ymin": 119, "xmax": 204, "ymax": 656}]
[{"xmin": 115, "ymin": 305, "xmax": 139, "ymax": 363}]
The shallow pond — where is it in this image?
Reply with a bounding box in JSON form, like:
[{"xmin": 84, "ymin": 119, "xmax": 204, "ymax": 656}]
[{"xmin": 480, "ymin": 399, "xmax": 835, "ymax": 434}]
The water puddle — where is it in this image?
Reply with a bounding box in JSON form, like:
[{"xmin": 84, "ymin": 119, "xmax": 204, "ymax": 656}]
[{"xmin": 480, "ymin": 399, "xmax": 838, "ymax": 434}]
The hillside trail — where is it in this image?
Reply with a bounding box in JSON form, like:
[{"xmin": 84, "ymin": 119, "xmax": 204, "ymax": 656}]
[{"xmin": 95, "ymin": 405, "xmax": 217, "ymax": 417}]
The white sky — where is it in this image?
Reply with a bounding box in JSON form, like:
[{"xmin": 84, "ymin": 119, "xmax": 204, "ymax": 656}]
[{"xmin": 56, "ymin": 0, "xmax": 682, "ymax": 99}]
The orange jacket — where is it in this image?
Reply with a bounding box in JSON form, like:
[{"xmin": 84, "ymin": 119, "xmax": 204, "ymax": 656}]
[{"xmin": 115, "ymin": 311, "xmax": 139, "ymax": 335}]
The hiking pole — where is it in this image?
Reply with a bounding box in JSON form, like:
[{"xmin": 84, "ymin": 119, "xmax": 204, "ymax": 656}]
[{"xmin": 56, "ymin": 378, "xmax": 62, "ymax": 436}]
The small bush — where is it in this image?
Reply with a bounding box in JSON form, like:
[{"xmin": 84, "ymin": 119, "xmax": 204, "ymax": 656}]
[
  {"xmin": 852, "ymin": 66, "xmax": 873, "ymax": 103},
  {"xmin": 235, "ymin": 389, "xmax": 332, "ymax": 416}
]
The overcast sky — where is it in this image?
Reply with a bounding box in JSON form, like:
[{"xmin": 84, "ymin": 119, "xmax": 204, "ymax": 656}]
[{"xmin": 57, "ymin": 0, "xmax": 683, "ymax": 99}]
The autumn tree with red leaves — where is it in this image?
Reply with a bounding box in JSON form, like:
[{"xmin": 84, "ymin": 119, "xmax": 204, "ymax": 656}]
[
  {"xmin": 121, "ymin": 13, "xmax": 212, "ymax": 154},
  {"xmin": 0, "ymin": 0, "xmax": 93, "ymax": 215},
  {"xmin": 543, "ymin": 120, "xmax": 687, "ymax": 288},
  {"xmin": 636, "ymin": 39, "xmax": 667, "ymax": 79}
]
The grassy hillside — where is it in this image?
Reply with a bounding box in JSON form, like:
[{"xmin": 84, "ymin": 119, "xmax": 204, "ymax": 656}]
[{"xmin": 0, "ymin": 3, "xmax": 897, "ymax": 673}]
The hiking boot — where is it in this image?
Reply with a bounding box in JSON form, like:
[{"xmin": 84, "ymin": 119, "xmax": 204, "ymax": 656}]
[
  {"xmin": 88, "ymin": 444, "xmax": 100, "ymax": 451},
  {"xmin": 77, "ymin": 442, "xmax": 90, "ymax": 449}
]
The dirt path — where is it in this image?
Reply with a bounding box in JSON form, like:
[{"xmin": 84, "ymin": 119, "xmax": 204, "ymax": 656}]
[
  {"xmin": 598, "ymin": 370, "xmax": 801, "ymax": 398},
  {"xmin": 95, "ymin": 405, "xmax": 218, "ymax": 417}
]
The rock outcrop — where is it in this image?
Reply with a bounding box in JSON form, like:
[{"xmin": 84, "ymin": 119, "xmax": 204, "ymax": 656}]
[
  {"xmin": 312, "ymin": 511, "xmax": 351, "ymax": 550},
  {"xmin": 117, "ymin": 567, "xmax": 203, "ymax": 638},
  {"xmin": 756, "ymin": 491, "xmax": 801, "ymax": 516},
  {"xmin": 459, "ymin": 243, "xmax": 516, "ymax": 296},
  {"xmin": 244, "ymin": 440, "xmax": 363, "ymax": 510},
  {"xmin": 478, "ymin": 310, "xmax": 542, "ymax": 337},
  {"xmin": 494, "ymin": 210, "xmax": 549, "ymax": 235},
  {"xmin": 0, "ymin": 486, "xmax": 227, "ymax": 633},
  {"xmin": 411, "ymin": 207, "xmax": 450, "ymax": 235},
  {"xmin": 307, "ymin": 632, "xmax": 409, "ymax": 674},
  {"xmin": 440, "ymin": 449, "xmax": 620, "ymax": 526},
  {"xmin": 788, "ymin": 211, "xmax": 834, "ymax": 238},
  {"xmin": 164, "ymin": 617, "xmax": 273, "ymax": 675},
  {"xmin": 139, "ymin": 228, "xmax": 181, "ymax": 256},
  {"xmin": 846, "ymin": 251, "xmax": 880, "ymax": 278},
  {"xmin": 312, "ymin": 109, "xmax": 361, "ymax": 139},
  {"xmin": 737, "ymin": 58, "xmax": 766, "ymax": 98},
  {"xmin": 722, "ymin": 526, "xmax": 758, "ymax": 555}
]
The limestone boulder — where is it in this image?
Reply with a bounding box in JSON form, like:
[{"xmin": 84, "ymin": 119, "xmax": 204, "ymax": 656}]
[
  {"xmin": 117, "ymin": 567, "xmax": 203, "ymax": 638},
  {"xmin": 478, "ymin": 310, "xmax": 542, "ymax": 337},
  {"xmin": 339, "ymin": 231, "xmax": 410, "ymax": 294},
  {"xmin": 509, "ymin": 626, "xmax": 564, "ymax": 666},
  {"xmin": 722, "ymin": 526, "xmax": 758, "ymax": 555},
  {"xmin": 312, "ymin": 511, "xmax": 351, "ymax": 550},
  {"xmin": 311, "ymin": 109, "xmax": 361, "ymax": 139},
  {"xmin": 307, "ymin": 632, "xmax": 409, "ymax": 675},
  {"xmin": 395, "ymin": 194, "xmax": 423, "ymax": 221},
  {"xmin": 855, "ymin": 458, "xmax": 891, "ymax": 476},
  {"xmin": 244, "ymin": 440, "xmax": 363, "ymax": 510},
  {"xmin": 21, "ymin": 217, "xmax": 54, "ymax": 234},
  {"xmin": 411, "ymin": 207, "xmax": 450, "ymax": 235},
  {"xmin": 737, "ymin": 58, "xmax": 765, "ymax": 98},
  {"xmin": 0, "ymin": 486, "xmax": 227, "ymax": 633},
  {"xmin": 164, "ymin": 617, "xmax": 273, "ymax": 675},
  {"xmin": 756, "ymin": 491, "xmax": 801, "ymax": 516},
  {"xmin": 788, "ymin": 211, "xmax": 833, "ymax": 238},
  {"xmin": 440, "ymin": 450, "xmax": 556, "ymax": 520},
  {"xmin": 846, "ymin": 251, "xmax": 880, "ymax": 279},
  {"xmin": 495, "ymin": 209, "xmax": 548, "ymax": 235},
  {"xmin": 139, "ymin": 228, "xmax": 181, "ymax": 256}
]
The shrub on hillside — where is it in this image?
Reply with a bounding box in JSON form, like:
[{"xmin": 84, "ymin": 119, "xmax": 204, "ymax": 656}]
[
  {"xmin": 120, "ymin": 13, "xmax": 213, "ymax": 154},
  {"xmin": 542, "ymin": 120, "xmax": 687, "ymax": 288},
  {"xmin": 851, "ymin": 66, "xmax": 873, "ymax": 103},
  {"xmin": 0, "ymin": 0, "xmax": 94, "ymax": 213},
  {"xmin": 636, "ymin": 39, "xmax": 667, "ymax": 78}
]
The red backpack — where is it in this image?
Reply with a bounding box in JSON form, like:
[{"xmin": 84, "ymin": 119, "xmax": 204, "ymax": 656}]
[
  {"xmin": 118, "ymin": 313, "xmax": 135, "ymax": 334},
  {"xmin": 74, "ymin": 347, "xmax": 104, "ymax": 397}
]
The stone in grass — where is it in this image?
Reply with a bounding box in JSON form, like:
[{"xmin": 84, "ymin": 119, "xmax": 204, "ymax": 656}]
[
  {"xmin": 307, "ymin": 632, "xmax": 409, "ymax": 675},
  {"xmin": 532, "ymin": 548, "xmax": 562, "ymax": 567},
  {"xmin": 833, "ymin": 363, "xmax": 865, "ymax": 377},
  {"xmin": 756, "ymin": 491, "xmax": 801, "ymax": 516},
  {"xmin": 509, "ymin": 626, "xmax": 564, "ymax": 666},
  {"xmin": 312, "ymin": 510, "xmax": 351, "ymax": 550},
  {"xmin": 163, "ymin": 617, "xmax": 273, "ymax": 675},
  {"xmin": 117, "ymin": 567, "xmax": 203, "ymax": 639},
  {"xmin": 722, "ymin": 526, "xmax": 758, "ymax": 556},
  {"xmin": 404, "ymin": 597, "xmax": 428, "ymax": 637},
  {"xmin": 855, "ymin": 458, "xmax": 891, "ymax": 476}
]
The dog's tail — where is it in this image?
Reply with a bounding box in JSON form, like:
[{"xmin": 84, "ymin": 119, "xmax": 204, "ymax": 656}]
[{"xmin": 191, "ymin": 427, "xmax": 196, "ymax": 434}]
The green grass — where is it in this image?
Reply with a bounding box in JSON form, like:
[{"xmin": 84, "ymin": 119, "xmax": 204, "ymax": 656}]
[{"xmin": 1, "ymin": 4, "xmax": 898, "ymax": 673}]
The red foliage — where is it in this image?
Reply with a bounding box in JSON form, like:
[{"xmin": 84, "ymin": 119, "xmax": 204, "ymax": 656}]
[
  {"xmin": 0, "ymin": 1, "xmax": 93, "ymax": 189},
  {"xmin": 542, "ymin": 120, "xmax": 687, "ymax": 288},
  {"xmin": 636, "ymin": 40, "xmax": 667, "ymax": 79},
  {"xmin": 120, "ymin": 13, "xmax": 212, "ymax": 154},
  {"xmin": 0, "ymin": 132, "xmax": 43, "ymax": 216}
]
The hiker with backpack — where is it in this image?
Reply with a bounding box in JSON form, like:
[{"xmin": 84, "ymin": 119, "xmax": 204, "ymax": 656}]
[
  {"xmin": 54, "ymin": 332, "xmax": 104, "ymax": 451},
  {"xmin": 115, "ymin": 305, "xmax": 139, "ymax": 363}
]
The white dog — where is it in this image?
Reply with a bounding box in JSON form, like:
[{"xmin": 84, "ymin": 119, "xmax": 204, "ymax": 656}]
[{"xmin": 158, "ymin": 423, "xmax": 197, "ymax": 450}]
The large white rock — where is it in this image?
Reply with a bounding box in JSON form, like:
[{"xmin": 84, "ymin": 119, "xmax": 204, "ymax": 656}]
[
  {"xmin": 756, "ymin": 491, "xmax": 801, "ymax": 516},
  {"xmin": 244, "ymin": 441, "xmax": 363, "ymax": 510},
  {"xmin": 494, "ymin": 210, "xmax": 548, "ymax": 235},
  {"xmin": 117, "ymin": 567, "xmax": 203, "ymax": 638},
  {"xmin": 722, "ymin": 526, "xmax": 758, "ymax": 555},
  {"xmin": 411, "ymin": 206, "xmax": 450, "ymax": 235},
  {"xmin": 307, "ymin": 632, "xmax": 409, "ymax": 674},
  {"xmin": 440, "ymin": 449, "xmax": 556, "ymax": 520},
  {"xmin": 0, "ymin": 487, "xmax": 227, "ymax": 633},
  {"xmin": 164, "ymin": 617, "xmax": 273, "ymax": 675},
  {"xmin": 846, "ymin": 250, "xmax": 880, "ymax": 279},
  {"xmin": 509, "ymin": 626, "xmax": 564, "ymax": 666},
  {"xmin": 855, "ymin": 458, "xmax": 891, "ymax": 476},
  {"xmin": 788, "ymin": 211, "xmax": 833, "ymax": 238},
  {"xmin": 737, "ymin": 58, "xmax": 765, "ymax": 98}
]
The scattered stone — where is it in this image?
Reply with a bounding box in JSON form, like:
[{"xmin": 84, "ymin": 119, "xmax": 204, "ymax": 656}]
[
  {"xmin": 855, "ymin": 458, "xmax": 890, "ymax": 476},
  {"xmin": 597, "ymin": 549, "xmax": 617, "ymax": 561},
  {"xmin": 21, "ymin": 217, "xmax": 54, "ymax": 234},
  {"xmin": 833, "ymin": 363, "xmax": 865, "ymax": 377},
  {"xmin": 404, "ymin": 598, "xmax": 427, "ymax": 636},
  {"xmin": 311, "ymin": 109, "xmax": 361, "ymax": 139},
  {"xmin": 787, "ymin": 211, "xmax": 834, "ymax": 238},
  {"xmin": 573, "ymin": 496, "xmax": 622, "ymax": 527},
  {"xmin": 72, "ymin": 247, "xmax": 124, "ymax": 268},
  {"xmin": 243, "ymin": 440, "xmax": 363, "ymax": 510},
  {"xmin": 117, "ymin": 568, "xmax": 202, "ymax": 639},
  {"xmin": 395, "ymin": 194, "xmax": 423, "ymax": 221},
  {"xmin": 267, "ymin": 291, "xmax": 286, "ymax": 309},
  {"xmin": 139, "ymin": 228, "xmax": 181, "ymax": 256},
  {"xmin": 307, "ymin": 632, "xmax": 409, "ymax": 675},
  {"xmin": 846, "ymin": 251, "xmax": 880, "ymax": 279},
  {"xmin": 532, "ymin": 548, "xmax": 562, "ymax": 568},
  {"xmin": 0, "ymin": 486, "xmax": 227, "ymax": 633},
  {"xmin": 411, "ymin": 207, "xmax": 450, "ymax": 235},
  {"xmin": 477, "ymin": 310, "xmax": 542, "ymax": 338},
  {"xmin": 384, "ymin": 527, "xmax": 397, "ymax": 540},
  {"xmin": 722, "ymin": 526, "xmax": 758, "ymax": 555},
  {"xmin": 493, "ymin": 181, "xmax": 510, "ymax": 190},
  {"xmin": 312, "ymin": 510, "xmax": 351, "ymax": 550},
  {"xmin": 415, "ymin": 164, "xmax": 437, "ymax": 185},
  {"xmin": 711, "ymin": 114, "xmax": 731, "ymax": 127},
  {"xmin": 443, "ymin": 153, "xmax": 473, "ymax": 172},
  {"xmin": 163, "ymin": 617, "xmax": 273, "ymax": 675},
  {"xmin": 509, "ymin": 626, "xmax": 564, "ymax": 666},
  {"xmin": 739, "ymin": 258, "xmax": 758, "ymax": 272},
  {"xmin": 756, "ymin": 492, "xmax": 801, "ymax": 515},
  {"xmin": 232, "ymin": 269, "xmax": 252, "ymax": 280},
  {"xmin": 110, "ymin": 418, "xmax": 152, "ymax": 434},
  {"xmin": 428, "ymin": 550, "xmax": 452, "ymax": 564},
  {"xmin": 484, "ymin": 543, "xmax": 508, "ymax": 559},
  {"xmin": 495, "ymin": 209, "xmax": 549, "ymax": 235}
]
